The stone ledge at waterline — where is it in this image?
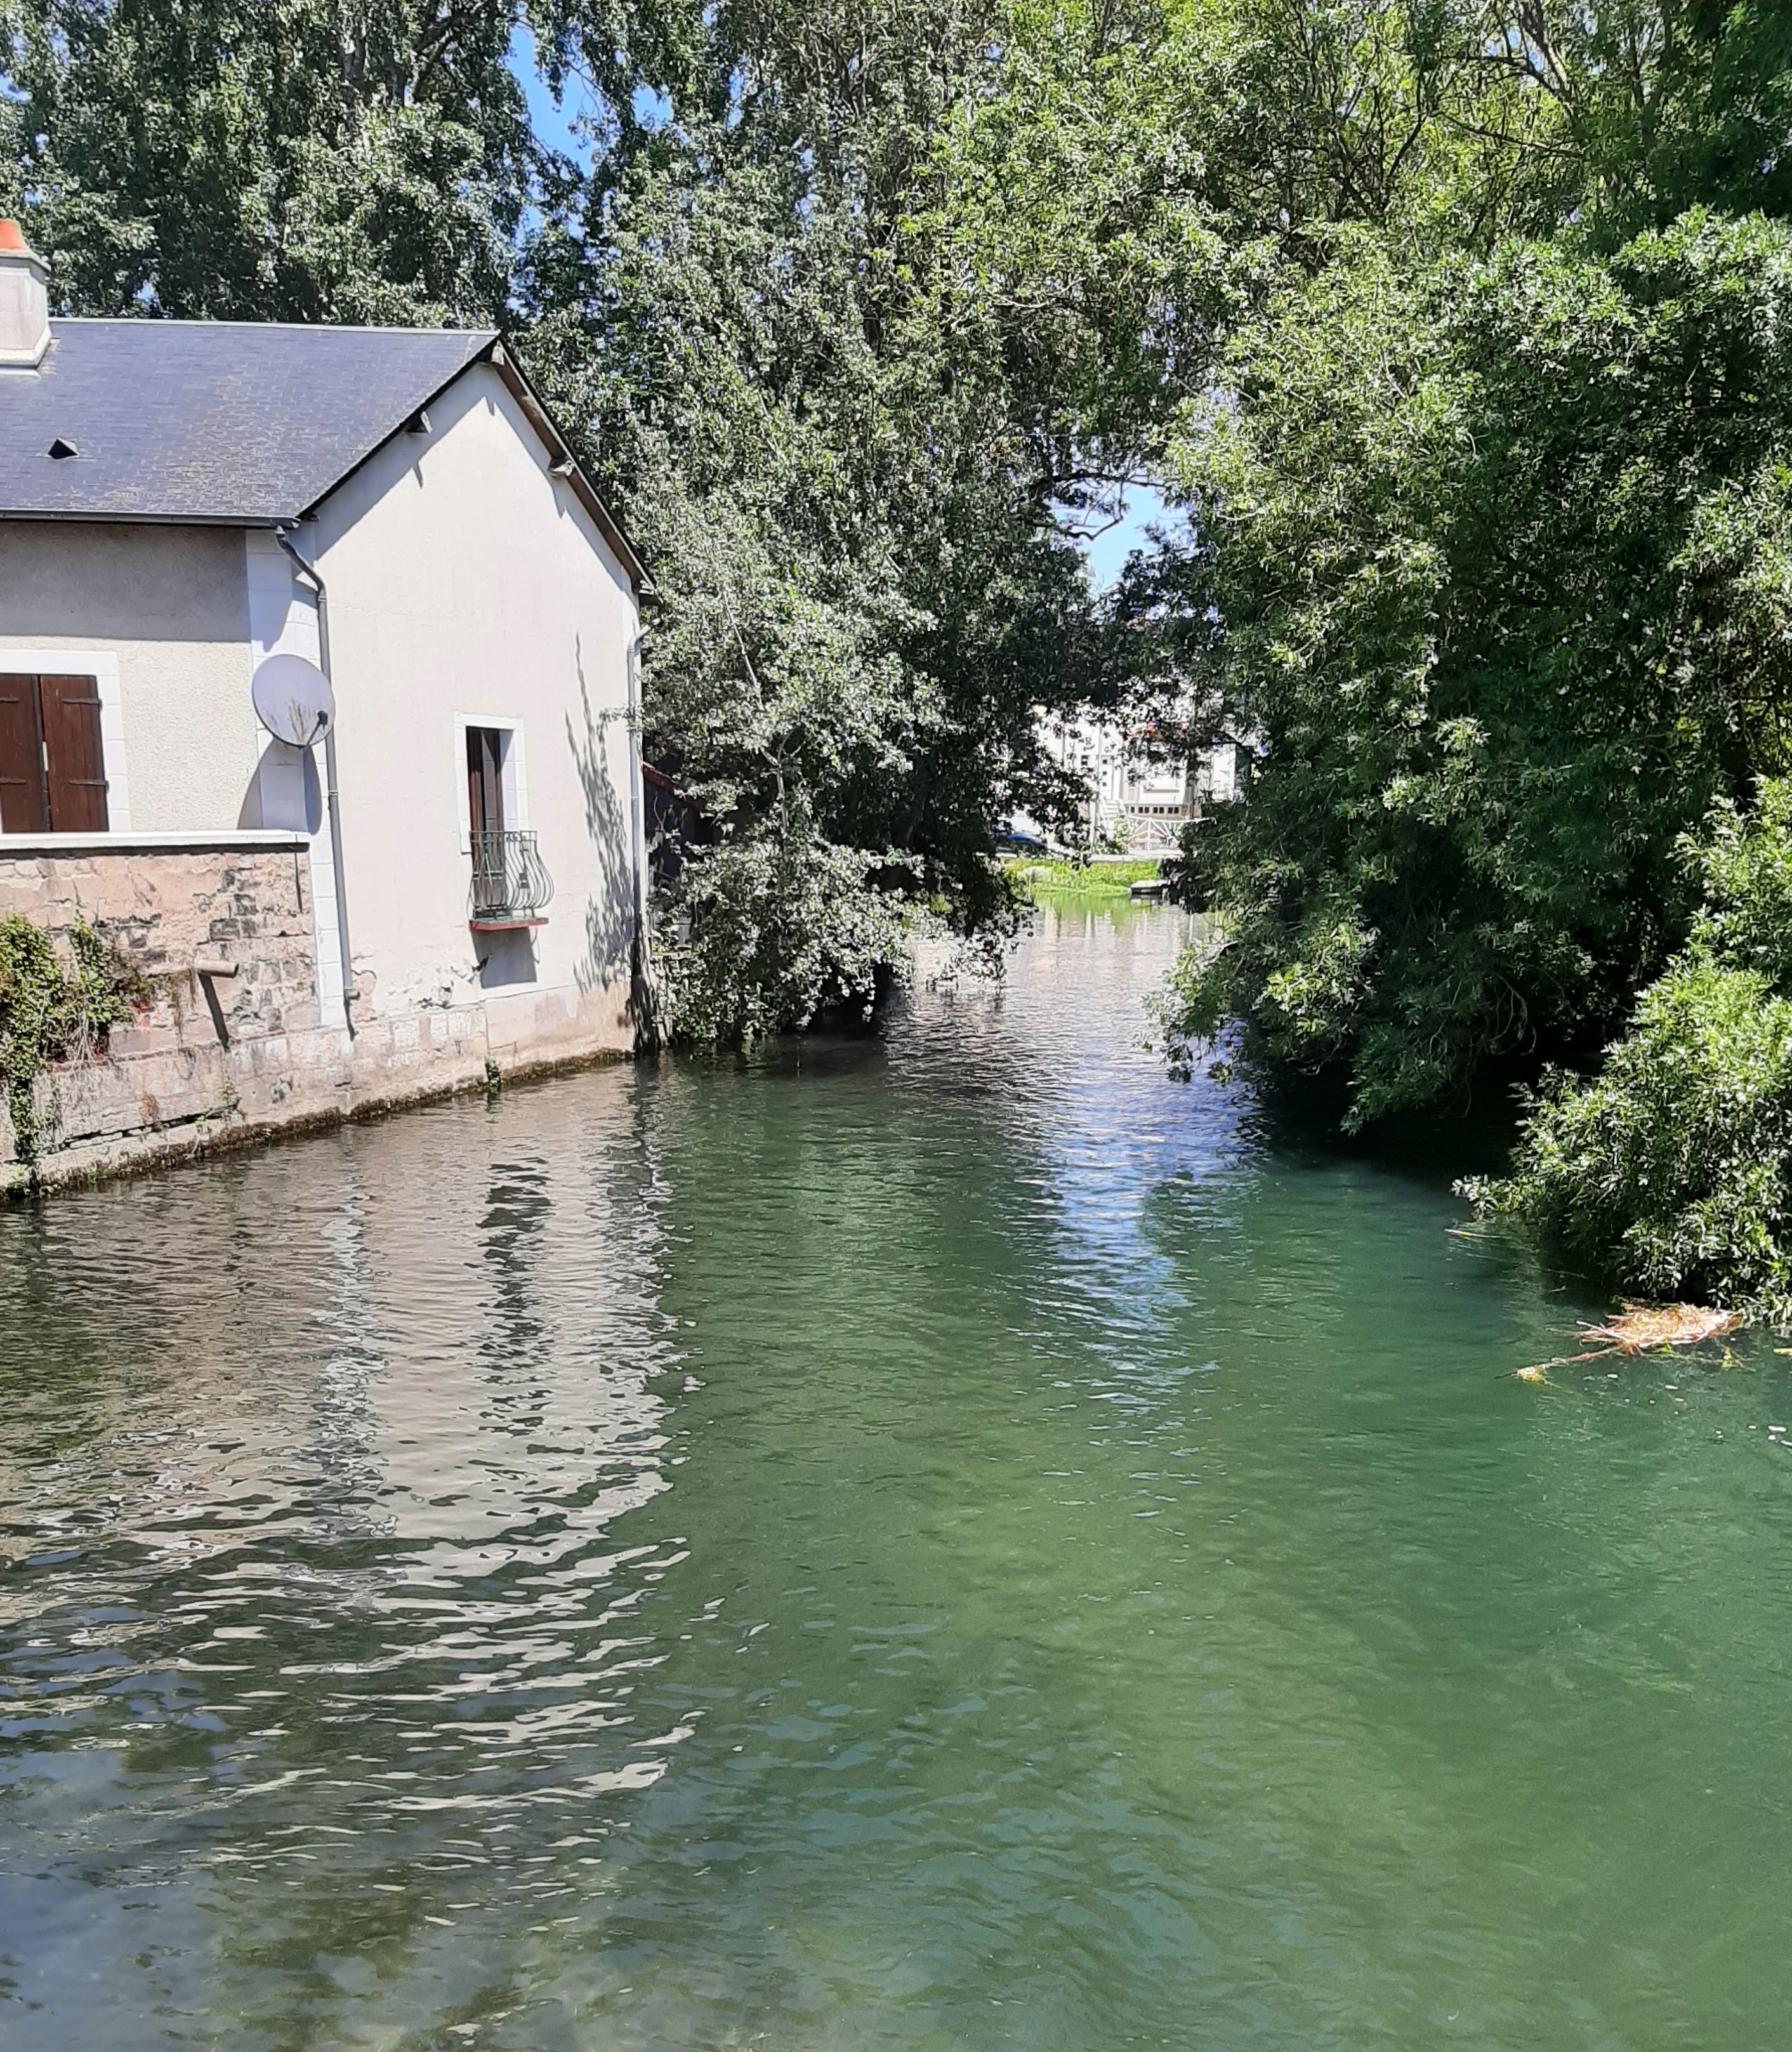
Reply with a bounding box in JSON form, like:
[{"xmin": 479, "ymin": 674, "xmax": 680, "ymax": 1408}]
[{"xmin": 0, "ymin": 837, "xmax": 633, "ymax": 1192}]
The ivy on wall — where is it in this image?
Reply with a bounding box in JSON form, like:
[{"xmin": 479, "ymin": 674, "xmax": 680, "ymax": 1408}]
[{"xmin": 0, "ymin": 917, "xmax": 145, "ymax": 1171}]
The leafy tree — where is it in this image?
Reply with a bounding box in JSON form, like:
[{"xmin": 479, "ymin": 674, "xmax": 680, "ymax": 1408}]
[
  {"xmin": 1155, "ymin": 211, "xmax": 1792, "ymax": 1126},
  {"xmin": 1467, "ymin": 781, "xmax": 1792, "ymax": 1317},
  {"xmin": 0, "ymin": 0, "xmax": 537, "ymax": 322},
  {"xmin": 1469, "ymin": 1, "xmax": 1792, "ymax": 239},
  {"xmin": 521, "ymin": 1, "xmax": 1110, "ymax": 1038}
]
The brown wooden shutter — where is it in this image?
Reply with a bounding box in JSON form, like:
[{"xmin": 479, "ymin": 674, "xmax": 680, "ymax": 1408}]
[
  {"xmin": 0, "ymin": 673, "xmax": 48, "ymax": 832},
  {"xmin": 39, "ymin": 675, "xmax": 107, "ymax": 831},
  {"xmin": 466, "ymin": 726, "xmax": 504, "ymax": 836}
]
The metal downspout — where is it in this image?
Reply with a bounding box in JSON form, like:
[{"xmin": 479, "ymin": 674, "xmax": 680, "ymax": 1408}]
[{"xmin": 274, "ymin": 525, "xmax": 356, "ymax": 1035}]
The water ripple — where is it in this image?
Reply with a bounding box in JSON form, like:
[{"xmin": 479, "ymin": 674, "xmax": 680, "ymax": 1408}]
[{"xmin": 5, "ymin": 904, "xmax": 1792, "ymax": 2047}]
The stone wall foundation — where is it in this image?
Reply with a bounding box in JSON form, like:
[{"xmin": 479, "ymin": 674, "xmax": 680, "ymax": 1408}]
[{"xmin": 1, "ymin": 837, "xmax": 635, "ymax": 1192}]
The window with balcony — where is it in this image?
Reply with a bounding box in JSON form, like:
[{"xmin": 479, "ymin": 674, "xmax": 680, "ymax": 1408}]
[
  {"xmin": 464, "ymin": 722, "xmax": 551, "ymax": 930},
  {"xmin": 0, "ymin": 673, "xmax": 107, "ymax": 832}
]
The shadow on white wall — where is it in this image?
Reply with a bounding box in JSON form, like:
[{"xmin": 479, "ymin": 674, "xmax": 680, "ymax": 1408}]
[{"xmin": 565, "ymin": 639, "xmax": 634, "ymax": 996}]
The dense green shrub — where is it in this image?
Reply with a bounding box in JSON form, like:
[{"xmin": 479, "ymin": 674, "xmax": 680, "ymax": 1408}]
[
  {"xmin": 657, "ymin": 823, "xmax": 926, "ymax": 1046},
  {"xmin": 1158, "ymin": 213, "xmax": 1792, "ymax": 1128},
  {"xmin": 1467, "ymin": 783, "xmax": 1792, "ymax": 1315}
]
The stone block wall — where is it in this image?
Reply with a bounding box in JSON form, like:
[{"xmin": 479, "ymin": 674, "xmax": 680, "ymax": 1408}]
[
  {"xmin": 1, "ymin": 834, "xmax": 634, "ymax": 1189},
  {"xmin": 0, "ymin": 834, "xmax": 320, "ymax": 1029},
  {"xmin": 1, "ymin": 835, "xmax": 322, "ymax": 1180}
]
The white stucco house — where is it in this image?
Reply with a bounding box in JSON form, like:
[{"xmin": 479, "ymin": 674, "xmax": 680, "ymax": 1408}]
[{"xmin": 0, "ymin": 218, "xmax": 649, "ymax": 1182}]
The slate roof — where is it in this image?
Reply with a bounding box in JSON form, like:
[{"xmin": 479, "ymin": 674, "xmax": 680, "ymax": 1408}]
[{"xmin": 0, "ymin": 318, "xmax": 495, "ymax": 523}]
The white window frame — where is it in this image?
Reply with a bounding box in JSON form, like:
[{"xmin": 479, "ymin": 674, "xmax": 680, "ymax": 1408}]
[
  {"xmin": 0, "ymin": 648, "xmax": 129, "ymax": 831},
  {"xmin": 452, "ymin": 713, "xmax": 528, "ymax": 855}
]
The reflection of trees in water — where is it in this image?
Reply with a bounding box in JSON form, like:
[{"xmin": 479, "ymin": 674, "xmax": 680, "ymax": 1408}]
[{"xmin": 3, "ymin": 918, "xmax": 1235, "ymax": 2045}]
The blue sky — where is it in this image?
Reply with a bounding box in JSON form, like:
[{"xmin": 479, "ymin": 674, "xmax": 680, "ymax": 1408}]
[
  {"xmin": 1077, "ymin": 486, "xmax": 1183, "ymax": 591},
  {"xmin": 509, "ymin": 25, "xmax": 598, "ymax": 171}
]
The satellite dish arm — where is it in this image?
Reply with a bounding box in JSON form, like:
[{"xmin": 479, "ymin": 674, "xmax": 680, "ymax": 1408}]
[{"xmin": 274, "ymin": 525, "xmax": 356, "ymax": 1036}]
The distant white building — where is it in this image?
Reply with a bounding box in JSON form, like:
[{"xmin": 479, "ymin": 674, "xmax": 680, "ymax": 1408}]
[{"xmin": 1031, "ymin": 713, "xmax": 1237, "ymax": 855}]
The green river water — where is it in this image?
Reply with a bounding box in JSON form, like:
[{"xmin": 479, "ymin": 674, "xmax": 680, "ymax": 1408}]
[{"xmin": 4, "ymin": 902, "xmax": 1792, "ymax": 2049}]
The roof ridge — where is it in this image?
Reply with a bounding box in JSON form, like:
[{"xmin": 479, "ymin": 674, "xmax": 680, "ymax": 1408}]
[{"xmin": 51, "ymin": 317, "xmax": 499, "ymax": 339}]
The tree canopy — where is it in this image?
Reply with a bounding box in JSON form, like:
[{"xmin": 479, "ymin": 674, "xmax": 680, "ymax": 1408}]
[
  {"xmin": 9, "ymin": 1, "xmax": 1792, "ymax": 1292},
  {"xmin": 0, "ymin": 1, "xmax": 536, "ymax": 321},
  {"xmin": 1157, "ymin": 212, "xmax": 1792, "ymax": 1126}
]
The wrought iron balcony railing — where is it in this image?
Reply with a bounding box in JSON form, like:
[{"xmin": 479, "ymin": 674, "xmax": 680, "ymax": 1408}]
[{"xmin": 469, "ymin": 829, "xmax": 554, "ymax": 928}]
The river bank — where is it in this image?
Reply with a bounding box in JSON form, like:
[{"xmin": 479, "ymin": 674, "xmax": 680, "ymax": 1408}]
[{"xmin": 1004, "ymin": 855, "xmax": 1166, "ymax": 897}]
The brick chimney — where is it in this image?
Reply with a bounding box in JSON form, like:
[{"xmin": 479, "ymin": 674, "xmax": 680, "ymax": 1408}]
[{"xmin": 0, "ymin": 220, "xmax": 49, "ymax": 369}]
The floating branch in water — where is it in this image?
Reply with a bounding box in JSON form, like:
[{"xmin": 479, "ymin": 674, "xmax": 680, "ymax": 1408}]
[
  {"xmin": 1515, "ymin": 1303, "xmax": 1746, "ymax": 1383},
  {"xmin": 1578, "ymin": 1304, "xmax": 1744, "ymax": 1352}
]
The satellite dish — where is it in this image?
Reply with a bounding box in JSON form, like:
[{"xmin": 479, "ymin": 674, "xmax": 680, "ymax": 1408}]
[{"xmin": 252, "ymin": 653, "xmax": 335, "ymax": 747}]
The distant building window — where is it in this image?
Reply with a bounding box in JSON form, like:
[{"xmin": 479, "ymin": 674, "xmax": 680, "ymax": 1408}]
[{"xmin": 0, "ymin": 673, "xmax": 107, "ymax": 832}]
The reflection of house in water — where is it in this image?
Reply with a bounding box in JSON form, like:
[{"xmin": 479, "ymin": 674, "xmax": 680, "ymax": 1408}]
[
  {"xmin": 1033, "ymin": 713, "xmax": 1239, "ymax": 855},
  {"xmin": 0, "ymin": 1072, "xmax": 688, "ymax": 2001}
]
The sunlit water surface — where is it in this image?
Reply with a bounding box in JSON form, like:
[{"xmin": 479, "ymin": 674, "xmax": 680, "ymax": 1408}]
[{"xmin": 4, "ymin": 904, "xmax": 1792, "ymax": 2050}]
